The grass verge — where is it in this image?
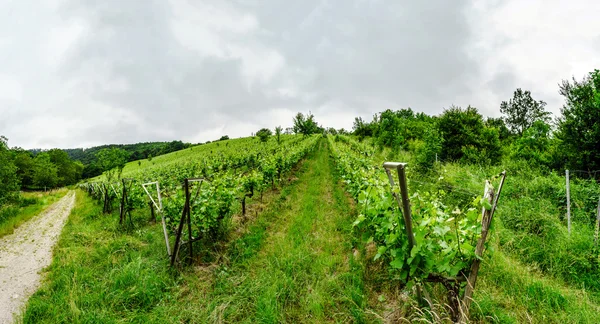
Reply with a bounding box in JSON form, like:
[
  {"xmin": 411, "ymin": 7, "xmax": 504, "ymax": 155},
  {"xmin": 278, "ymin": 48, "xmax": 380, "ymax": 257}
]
[{"xmin": 0, "ymin": 188, "xmax": 69, "ymax": 238}]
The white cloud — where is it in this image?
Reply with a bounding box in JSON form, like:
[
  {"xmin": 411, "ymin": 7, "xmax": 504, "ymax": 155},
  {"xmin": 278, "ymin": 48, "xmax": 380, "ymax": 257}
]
[{"xmin": 1, "ymin": 0, "xmax": 599, "ymax": 149}]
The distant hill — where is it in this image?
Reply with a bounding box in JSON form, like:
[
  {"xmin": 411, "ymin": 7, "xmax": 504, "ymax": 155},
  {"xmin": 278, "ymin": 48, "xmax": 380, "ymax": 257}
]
[{"xmin": 30, "ymin": 141, "xmax": 194, "ymax": 179}]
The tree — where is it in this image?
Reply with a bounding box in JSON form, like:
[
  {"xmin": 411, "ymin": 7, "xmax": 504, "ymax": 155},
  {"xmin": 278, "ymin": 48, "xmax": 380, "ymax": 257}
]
[
  {"xmin": 500, "ymin": 88, "xmax": 550, "ymax": 136},
  {"xmin": 12, "ymin": 149, "xmax": 35, "ymax": 188},
  {"xmin": 437, "ymin": 106, "xmax": 501, "ymax": 164},
  {"xmin": 256, "ymin": 128, "xmax": 272, "ymax": 143},
  {"xmin": 292, "ymin": 112, "xmax": 322, "ymax": 136},
  {"xmin": 48, "ymin": 149, "xmax": 81, "ymax": 186},
  {"xmin": 219, "ymin": 135, "xmax": 230, "ymax": 141},
  {"xmin": 556, "ymin": 69, "xmax": 600, "ymax": 171},
  {"xmin": 352, "ymin": 117, "xmax": 374, "ymax": 139},
  {"xmin": 33, "ymin": 152, "xmax": 59, "ymax": 189},
  {"xmin": 96, "ymin": 148, "xmax": 130, "ymax": 183},
  {"xmin": 485, "ymin": 117, "xmax": 511, "ymax": 141},
  {"xmin": 510, "ymin": 120, "xmax": 554, "ymax": 167},
  {"xmin": 274, "ymin": 126, "xmax": 283, "ymax": 144},
  {"xmin": 0, "ymin": 136, "xmax": 19, "ymax": 205}
]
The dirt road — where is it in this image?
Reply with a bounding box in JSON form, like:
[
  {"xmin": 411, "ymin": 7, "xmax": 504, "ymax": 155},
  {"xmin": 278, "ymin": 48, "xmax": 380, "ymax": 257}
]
[{"xmin": 0, "ymin": 192, "xmax": 75, "ymax": 324}]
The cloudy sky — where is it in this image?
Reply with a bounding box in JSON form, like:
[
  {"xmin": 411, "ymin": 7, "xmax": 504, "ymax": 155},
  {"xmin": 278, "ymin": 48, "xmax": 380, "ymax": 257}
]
[{"xmin": 1, "ymin": 0, "xmax": 599, "ymax": 149}]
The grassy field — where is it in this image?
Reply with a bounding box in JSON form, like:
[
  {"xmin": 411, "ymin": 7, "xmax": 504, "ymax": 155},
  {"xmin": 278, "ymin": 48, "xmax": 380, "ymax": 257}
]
[
  {"xmin": 21, "ymin": 138, "xmax": 600, "ymax": 323},
  {"xmin": 0, "ymin": 188, "xmax": 69, "ymax": 238}
]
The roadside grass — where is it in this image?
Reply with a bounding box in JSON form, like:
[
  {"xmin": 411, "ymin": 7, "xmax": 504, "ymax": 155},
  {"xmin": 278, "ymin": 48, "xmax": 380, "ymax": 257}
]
[
  {"xmin": 0, "ymin": 188, "xmax": 68, "ymax": 238},
  {"xmin": 23, "ymin": 139, "xmax": 369, "ymax": 323}
]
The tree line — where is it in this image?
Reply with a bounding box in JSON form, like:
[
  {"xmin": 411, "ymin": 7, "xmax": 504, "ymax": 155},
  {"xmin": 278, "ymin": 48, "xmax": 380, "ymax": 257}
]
[
  {"xmin": 0, "ymin": 137, "xmax": 84, "ymax": 195},
  {"xmin": 351, "ymin": 69, "xmax": 600, "ymax": 174},
  {"xmin": 56, "ymin": 140, "xmax": 191, "ymax": 178}
]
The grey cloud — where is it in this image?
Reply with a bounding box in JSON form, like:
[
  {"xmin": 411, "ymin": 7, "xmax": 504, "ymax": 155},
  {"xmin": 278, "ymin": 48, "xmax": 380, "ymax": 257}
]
[
  {"xmin": 50, "ymin": 0, "xmax": 479, "ymax": 148},
  {"xmin": 5, "ymin": 0, "xmax": 597, "ymax": 149}
]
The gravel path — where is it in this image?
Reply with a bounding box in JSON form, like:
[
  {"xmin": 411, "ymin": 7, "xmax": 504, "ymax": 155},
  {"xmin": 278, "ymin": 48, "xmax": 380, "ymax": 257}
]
[{"xmin": 0, "ymin": 192, "xmax": 75, "ymax": 324}]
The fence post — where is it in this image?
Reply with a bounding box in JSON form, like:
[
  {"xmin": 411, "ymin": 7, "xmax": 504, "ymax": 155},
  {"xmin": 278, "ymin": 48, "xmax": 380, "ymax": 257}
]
[
  {"xmin": 120, "ymin": 179, "xmax": 126, "ymax": 225},
  {"xmin": 566, "ymin": 170, "xmax": 571, "ymax": 235},
  {"xmin": 171, "ymin": 179, "xmax": 190, "ymax": 266},
  {"xmin": 383, "ymin": 162, "xmax": 415, "ymax": 250},
  {"xmin": 461, "ymin": 171, "xmax": 506, "ymax": 322},
  {"xmin": 595, "ymin": 195, "xmax": 600, "ymax": 247},
  {"xmin": 185, "ymin": 179, "xmax": 193, "ymax": 265}
]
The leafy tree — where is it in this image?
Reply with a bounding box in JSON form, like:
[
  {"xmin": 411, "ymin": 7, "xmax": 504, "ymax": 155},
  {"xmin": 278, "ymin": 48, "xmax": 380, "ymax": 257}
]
[
  {"xmin": 500, "ymin": 88, "xmax": 550, "ymax": 136},
  {"xmin": 48, "ymin": 149, "xmax": 82, "ymax": 186},
  {"xmin": 414, "ymin": 128, "xmax": 442, "ymax": 170},
  {"xmin": 293, "ymin": 112, "xmax": 322, "ymax": 136},
  {"xmin": 485, "ymin": 117, "xmax": 511, "ymax": 141},
  {"xmin": 219, "ymin": 135, "xmax": 230, "ymax": 141},
  {"xmin": 274, "ymin": 126, "xmax": 283, "ymax": 144},
  {"xmin": 437, "ymin": 106, "xmax": 501, "ymax": 164},
  {"xmin": 96, "ymin": 148, "xmax": 130, "ymax": 183},
  {"xmin": 12, "ymin": 149, "xmax": 35, "ymax": 188},
  {"xmin": 33, "ymin": 152, "xmax": 59, "ymax": 189},
  {"xmin": 256, "ymin": 128, "xmax": 272, "ymax": 143},
  {"xmin": 0, "ymin": 136, "xmax": 19, "ymax": 205},
  {"xmin": 556, "ymin": 69, "xmax": 600, "ymax": 171},
  {"xmin": 510, "ymin": 120, "xmax": 554, "ymax": 168},
  {"xmin": 352, "ymin": 117, "xmax": 374, "ymax": 138}
]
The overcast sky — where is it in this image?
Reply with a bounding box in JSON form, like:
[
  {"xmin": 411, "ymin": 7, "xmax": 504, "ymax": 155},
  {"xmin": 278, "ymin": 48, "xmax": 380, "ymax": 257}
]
[{"xmin": 1, "ymin": 0, "xmax": 599, "ymax": 149}]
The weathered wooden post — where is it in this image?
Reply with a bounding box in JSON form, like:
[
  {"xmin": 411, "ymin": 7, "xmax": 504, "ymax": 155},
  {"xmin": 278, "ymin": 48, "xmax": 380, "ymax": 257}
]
[
  {"xmin": 566, "ymin": 170, "xmax": 571, "ymax": 235},
  {"xmin": 382, "ymin": 162, "xmax": 415, "ymax": 250},
  {"xmin": 461, "ymin": 171, "xmax": 506, "ymax": 323}
]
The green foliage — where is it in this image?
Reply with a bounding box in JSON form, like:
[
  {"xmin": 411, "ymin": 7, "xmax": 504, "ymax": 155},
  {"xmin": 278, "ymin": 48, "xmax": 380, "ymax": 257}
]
[
  {"xmin": 352, "ymin": 116, "xmax": 374, "ymax": 139},
  {"xmin": 293, "ymin": 112, "xmax": 322, "ymax": 136},
  {"xmin": 219, "ymin": 135, "xmax": 230, "ymax": 141},
  {"xmin": 47, "ymin": 149, "xmax": 83, "ymax": 186},
  {"xmin": 329, "ymin": 135, "xmax": 487, "ymax": 283},
  {"xmin": 509, "ymin": 120, "xmax": 555, "ymax": 168},
  {"xmin": 256, "ymin": 128, "xmax": 272, "ymax": 143},
  {"xmin": 82, "ymin": 135, "xmax": 320, "ymax": 248},
  {"xmin": 485, "ymin": 117, "xmax": 511, "ymax": 141},
  {"xmin": 33, "ymin": 152, "xmax": 59, "ymax": 189},
  {"xmin": 500, "ymin": 88, "xmax": 550, "ymax": 136},
  {"xmin": 96, "ymin": 148, "xmax": 130, "ymax": 182},
  {"xmin": 557, "ymin": 69, "xmax": 600, "ymax": 171},
  {"xmin": 274, "ymin": 126, "xmax": 283, "ymax": 144},
  {"xmin": 0, "ymin": 136, "xmax": 19, "ymax": 205},
  {"xmin": 13, "ymin": 149, "xmax": 35, "ymax": 187},
  {"xmin": 371, "ymin": 109, "xmax": 433, "ymax": 149},
  {"xmin": 438, "ymin": 106, "xmax": 502, "ymax": 164},
  {"xmin": 413, "ymin": 128, "xmax": 442, "ymax": 170}
]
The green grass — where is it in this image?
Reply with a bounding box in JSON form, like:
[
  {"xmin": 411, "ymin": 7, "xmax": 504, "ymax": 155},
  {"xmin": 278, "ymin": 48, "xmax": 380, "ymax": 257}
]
[
  {"xmin": 0, "ymin": 188, "xmax": 69, "ymax": 237},
  {"xmin": 21, "ymin": 139, "xmax": 600, "ymax": 323},
  {"xmin": 22, "ymin": 139, "xmax": 369, "ymax": 323}
]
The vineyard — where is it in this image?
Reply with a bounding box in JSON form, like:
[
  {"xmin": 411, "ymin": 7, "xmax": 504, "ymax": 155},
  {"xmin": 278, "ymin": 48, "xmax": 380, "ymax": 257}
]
[
  {"xmin": 79, "ymin": 134, "xmax": 320, "ymax": 263},
  {"xmin": 20, "ymin": 135, "xmax": 600, "ymax": 323}
]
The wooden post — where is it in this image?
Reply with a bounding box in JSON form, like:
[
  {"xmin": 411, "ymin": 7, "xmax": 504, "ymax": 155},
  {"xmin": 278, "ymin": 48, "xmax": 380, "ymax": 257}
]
[
  {"xmin": 460, "ymin": 171, "xmax": 506, "ymax": 322},
  {"xmin": 171, "ymin": 179, "xmax": 190, "ymax": 266},
  {"xmin": 149, "ymin": 201, "xmax": 156, "ymax": 223},
  {"xmin": 185, "ymin": 179, "xmax": 193, "ymax": 265},
  {"xmin": 566, "ymin": 170, "xmax": 571, "ymax": 235},
  {"xmin": 595, "ymin": 195, "xmax": 600, "ymax": 247},
  {"xmin": 141, "ymin": 181, "xmax": 171, "ymax": 256},
  {"xmin": 461, "ymin": 181, "xmax": 494, "ymax": 322},
  {"xmin": 119, "ymin": 179, "xmax": 126, "ymax": 225},
  {"xmin": 382, "ymin": 162, "xmax": 415, "ymax": 250}
]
